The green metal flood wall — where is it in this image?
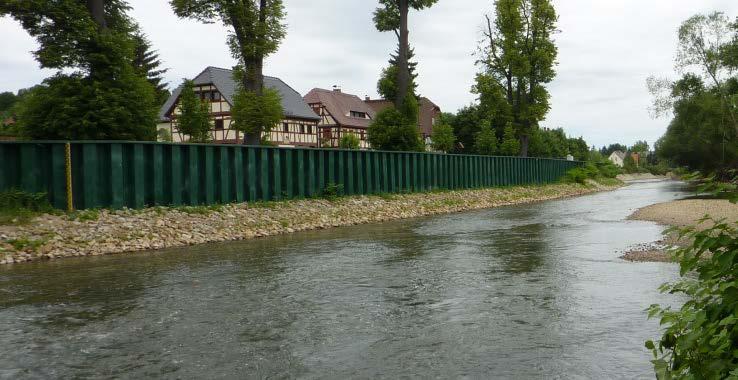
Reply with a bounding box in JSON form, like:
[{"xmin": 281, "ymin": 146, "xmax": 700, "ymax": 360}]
[{"xmin": 0, "ymin": 141, "xmax": 581, "ymax": 210}]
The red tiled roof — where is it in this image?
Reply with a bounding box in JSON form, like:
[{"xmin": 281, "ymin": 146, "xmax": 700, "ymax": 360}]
[{"xmin": 304, "ymin": 88, "xmax": 376, "ymax": 129}]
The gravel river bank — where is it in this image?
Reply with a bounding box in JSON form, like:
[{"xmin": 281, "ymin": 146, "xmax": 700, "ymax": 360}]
[
  {"xmin": 623, "ymin": 196, "xmax": 738, "ymax": 262},
  {"xmin": 0, "ymin": 180, "xmax": 620, "ymax": 265}
]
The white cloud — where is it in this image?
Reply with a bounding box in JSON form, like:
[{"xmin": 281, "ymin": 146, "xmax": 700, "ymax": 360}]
[{"xmin": 1, "ymin": 0, "xmax": 737, "ymax": 148}]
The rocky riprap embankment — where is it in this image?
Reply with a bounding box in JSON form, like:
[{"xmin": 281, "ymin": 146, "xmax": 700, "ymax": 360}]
[{"xmin": 0, "ymin": 181, "xmax": 620, "ymax": 265}]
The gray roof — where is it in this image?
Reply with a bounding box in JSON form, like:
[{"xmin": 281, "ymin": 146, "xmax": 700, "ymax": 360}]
[{"xmin": 159, "ymin": 66, "xmax": 319, "ymax": 122}]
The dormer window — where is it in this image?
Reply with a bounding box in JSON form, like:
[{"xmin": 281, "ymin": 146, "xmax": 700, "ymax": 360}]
[{"xmin": 350, "ymin": 111, "xmax": 367, "ymax": 119}]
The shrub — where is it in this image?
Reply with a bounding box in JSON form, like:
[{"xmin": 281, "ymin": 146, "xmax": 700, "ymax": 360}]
[
  {"xmin": 339, "ymin": 133, "xmax": 361, "ymax": 150},
  {"xmin": 498, "ymin": 123, "xmax": 521, "ymax": 156},
  {"xmin": 431, "ymin": 122, "xmax": 455, "ymax": 153},
  {"xmin": 0, "ymin": 189, "xmax": 54, "ymax": 225},
  {"xmin": 367, "ymin": 107, "xmax": 424, "ymax": 152},
  {"xmin": 563, "ymin": 167, "xmax": 589, "ymax": 184},
  {"xmin": 595, "ymin": 160, "xmax": 621, "ymax": 178},
  {"xmin": 475, "ymin": 124, "xmax": 498, "ymax": 155},
  {"xmin": 646, "ymin": 219, "xmax": 738, "ymax": 379},
  {"xmin": 322, "ymin": 182, "xmax": 344, "ymax": 200}
]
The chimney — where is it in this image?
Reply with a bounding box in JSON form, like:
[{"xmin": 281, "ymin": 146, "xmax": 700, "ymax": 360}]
[
  {"xmin": 332, "ymin": 85, "xmax": 341, "ymax": 93},
  {"xmin": 365, "ymin": 95, "xmax": 370, "ymax": 101}
]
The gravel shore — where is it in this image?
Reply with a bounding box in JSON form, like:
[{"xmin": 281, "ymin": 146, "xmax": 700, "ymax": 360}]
[
  {"xmin": 0, "ymin": 181, "xmax": 620, "ymax": 265},
  {"xmin": 622, "ymin": 199, "xmax": 738, "ymax": 262}
]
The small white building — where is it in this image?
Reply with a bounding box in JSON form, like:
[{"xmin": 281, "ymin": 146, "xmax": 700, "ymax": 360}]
[{"xmin": 609, "ymin": 150, "xmax": 626, "ymax": 167}]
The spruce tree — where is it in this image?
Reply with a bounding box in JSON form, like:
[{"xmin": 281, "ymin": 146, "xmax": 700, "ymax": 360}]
[{"xmin": 133, "ymin": 32, "xmax": 170, "ymax": 105}]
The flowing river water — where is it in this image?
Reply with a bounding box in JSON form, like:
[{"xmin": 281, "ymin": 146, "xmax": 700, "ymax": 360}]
[{"xmin": 0, "ymin": 181, "xmax": 687, "ymax": 379}]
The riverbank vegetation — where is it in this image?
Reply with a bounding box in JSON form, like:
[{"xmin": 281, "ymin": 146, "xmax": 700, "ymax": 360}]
[
  {"xmin": 639, "ymin": 176, "xmax": 738, "ymax": 378},
  {"xmin": 648, "ymin": 12, "xmax": 738, "ymax": 176}
]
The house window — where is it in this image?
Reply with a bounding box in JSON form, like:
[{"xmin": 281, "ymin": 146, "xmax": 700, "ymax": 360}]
[
  {"xmin": 307, "ymin": 125, "xmax": 313, "ymax": 134},
  {"xmin": 283, "ymin": 122, "xmax": 289, "ymax": 132},
  {"xmin": 300, "ymin": 124, "xmax": 305, "ymax": 134},
  {"xmin": 350, "ymin": 111, "xmax": 367, "ymax": 119},
  {"xmin": 212, "ymin": 92, "xmax": 220, "ymax": 101},
  {"xmin": 215, "ymin": 119, "xmax": 224, "ymax": 130}
]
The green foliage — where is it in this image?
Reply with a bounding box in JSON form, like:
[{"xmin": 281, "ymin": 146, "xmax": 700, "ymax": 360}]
[
  {"xmin": 170, "ymin": 0, "xmax": 286, "ymax": 64},
  {"xmin": 650, "ymin": 12, "xmax": 738, "ymax": 173},
  {"xmin": 630, "ymin": 140, "xmax": 650, "ymax": 153},
  {"xmin": 373, "ymin": 0, "xmax": 439, "ymax": 32},
  {"xmin": 66, "ymin": 209, "xmax": 100, "ymax": 222},
  {"xmin": 16, "ymin": 72, "xmax": 157, "ymax": 140},
  {"xmin": 368, "ymin": 107, "xmax": 424, "ymax": 152},
  {"xmin": 157, "ymin": 128, "xmax": 173, "ymax": 142},
  {"xmin": 656, "ymin": 84, "xmax": 738, "ymax": 172},
  {"xmin": 132, "ymin": 32, "xmax": 169, "ymax": 105},
  {"xmin": 646, "ymin": 219, "xmax": 738, "ymax": 379},
  {"xmin": 339, "ymin": 133, "xmax": 361, "ymax": 150},
  {"xmin": 0, "ymin": 91, "xmax": 17, "ymax": 118},
  {"xmin": 377, "ymin": 47, "xmax": 419, "ymax": 101},
  {"xmin": 498, "ymin": 123, "xmax": 521, "ymax": 156},
  {"xmin": 528, "ymin": 127, "xmax": 568, "ymax": 158},
  {"xmin": 477, "ymin": 0, "xmax": 558, "ymax": 156},
  {"xmin": 567, "ymin": 137, "xmax": 589, "ymax": 161},
  {"xmin": 449, "ymin": 104, "xmax": 485, "ymax": 153},
  {"xmin": 2, "ymin": 0, "xmax": 159, "ymax": 141},
  {"xmin": 231, "ymin": 87, "xmax": 284, "ymax": 143},
  {"xmin": 322, "ymin": 183, "xmax": 344, "ymax": 200},
  {"xmin": 8, "ymin": 236, "xmax": 51, "ymax": 253},
  {"xmin": 563, "ymin": 158, "xmax": 620, "ymax": 184},
  {"xmin": 176, "ymin": 79, "xmax": 211, "ymax": 143},
  {"xmin": 600, "ymin": 143, "xmax": 628, "ymax": 157},
  {"xmin": 431, "ymin": 122, "xmax": 456, "ymax": 152},
  {"xmin": 475, "ymin": 124, "xmax": 498, "ymax": 155},
  {"xmin": 171, "ymin": 0, "xmax": 286, "ymax": 145},
  {"xmin": 0, "ymin": 189, "xmax": 54, "ymax": 225}
]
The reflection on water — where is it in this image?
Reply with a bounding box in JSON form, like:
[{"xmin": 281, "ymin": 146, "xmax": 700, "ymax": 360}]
[{"xmin": 0, "ymin": 181, "xmax": 687, "ymax": 378}]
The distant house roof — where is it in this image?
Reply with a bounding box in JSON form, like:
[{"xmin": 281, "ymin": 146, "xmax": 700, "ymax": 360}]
[
  {"xmin": 159, "ymin": 66, "xmax": 319, "ymax": 122},
  {"xmin": 610, "ymin": 150, "xmax": 626, "ymax": 160},
  {"xmin": 364, "ymin": 97, "xmax": 439, "ymax": 113},
  {"xmin": 303, "ymin": 88, "xmax": 376, "ymax": 129}
]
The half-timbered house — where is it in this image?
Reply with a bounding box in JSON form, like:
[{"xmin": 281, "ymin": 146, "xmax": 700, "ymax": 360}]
[
  {"xmin": 158, "ymin": 67, "xmax": 320, "ymax": 146},
  {"xmin": 303, "ymin": 87, "xmax": 377, "ymax": 149}
]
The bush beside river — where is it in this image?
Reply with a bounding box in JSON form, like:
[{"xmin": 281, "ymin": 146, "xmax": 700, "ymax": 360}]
[{"xmin": 0, "ymin": 180, "xmax": 621, "ymax": 265}]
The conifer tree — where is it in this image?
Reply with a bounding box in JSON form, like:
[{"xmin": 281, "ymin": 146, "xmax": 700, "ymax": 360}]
[{"xmin": 133, "ymin": 32, "xmax": 170, "ymax": 105}]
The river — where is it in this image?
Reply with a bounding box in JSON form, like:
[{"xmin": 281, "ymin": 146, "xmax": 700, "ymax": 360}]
[{"xmin": 0, "ymin": 180, "xmax": 687, "ymax": 379}]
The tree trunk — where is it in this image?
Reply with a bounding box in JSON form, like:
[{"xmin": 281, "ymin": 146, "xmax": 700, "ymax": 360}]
[
  {"xmin": 395, "ymin": 0, "xmax": 410, "ymax": 109},
  {"xmin": 241, "ymin": 0, "xmax": 268, "ymax": 146},
  {"xmin": 519, "ymin": 134, "xmax": 529, "ymax": 157},
  {"xmin": 87, "ymin": 0, "xmax": 106, "ymax": 29}
]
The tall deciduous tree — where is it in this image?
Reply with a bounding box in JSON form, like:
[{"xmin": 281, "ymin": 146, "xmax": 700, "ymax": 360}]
[
  {"xmin": 171, "ymin": 0, "xmax": 286, "ymax": 145},
  {"xmin": 676, "ymin": 12, "xmax": 737, "ymax": 132},
  {"xmin": 477, "ymin": 0, "xmax": 558, "ymax": 157},
  {"xmin": 374, "ymin": 0, "xmax": 437, "ymax": 111},
  {"xmin": 1, "ymin": 0, "xmax": 158, "ymax": 140}
]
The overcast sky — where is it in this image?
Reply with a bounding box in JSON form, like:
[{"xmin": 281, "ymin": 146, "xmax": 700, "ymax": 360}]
[{"xmin": 2, "ymin": 1, "xmax": 738, "ymax": 148}]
